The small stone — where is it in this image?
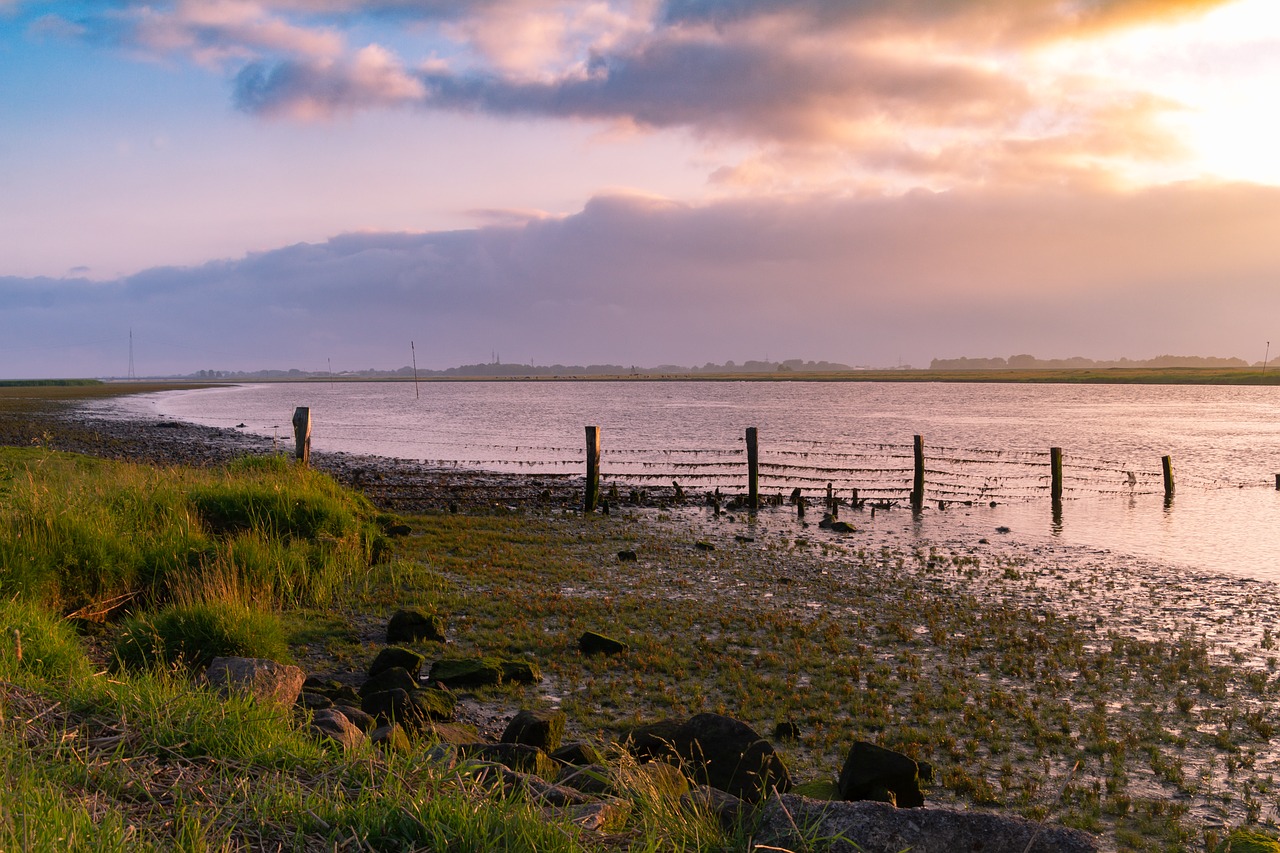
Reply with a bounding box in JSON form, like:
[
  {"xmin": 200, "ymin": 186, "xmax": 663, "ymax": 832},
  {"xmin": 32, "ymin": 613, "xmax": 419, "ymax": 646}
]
[
  {"xmin": 502, "ymin": 709, "xmax": 567, "ymax": 752},
  {"xmin": 579, "ymin": 631, "xmax": 627, "ymax": 656},
  {"xmin": 369, "ymin": 647, "xmax": 425, "ymax": 679},
  {"xmin": 386, "ymin": 608, "xmax": 446, "ymax": 644}
]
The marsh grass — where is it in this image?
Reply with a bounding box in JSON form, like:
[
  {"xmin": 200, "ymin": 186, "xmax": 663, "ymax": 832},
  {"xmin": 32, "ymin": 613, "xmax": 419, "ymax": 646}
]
[
  {"xmin": 384, "ymin": 508, "xmax": 1280, "ymax": 851},
  {"xmin": 0, "ymin": 446, "xmax": 383, "ymax": 613}
]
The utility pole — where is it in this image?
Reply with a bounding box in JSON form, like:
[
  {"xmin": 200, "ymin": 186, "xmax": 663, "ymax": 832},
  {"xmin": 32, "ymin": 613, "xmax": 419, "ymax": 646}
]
[{"xmin": 128, "ymin": 329, "xmax": 136, "ymax": 380}]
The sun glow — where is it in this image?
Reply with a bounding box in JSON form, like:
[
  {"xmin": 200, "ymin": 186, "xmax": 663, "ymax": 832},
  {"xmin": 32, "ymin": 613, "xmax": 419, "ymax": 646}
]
[{"xmin": 1041, "ymin": 0, "xmax": 1280, "ymax": 186}]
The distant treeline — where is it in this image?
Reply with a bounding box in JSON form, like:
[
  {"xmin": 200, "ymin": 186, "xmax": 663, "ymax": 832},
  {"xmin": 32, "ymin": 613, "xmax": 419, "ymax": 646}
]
[
  {"xmin": 930, "ymin": 354, "xmax": 1252, "ymax": 371},
  {"xmin": 184, "ymin": 358, "xmax": 861, "ymax": 380}
]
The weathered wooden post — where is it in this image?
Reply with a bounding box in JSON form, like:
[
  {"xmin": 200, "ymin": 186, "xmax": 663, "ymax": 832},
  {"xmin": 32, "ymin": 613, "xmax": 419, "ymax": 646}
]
[
  {"xmin": 585, "ymin": 426, "xmax": 601, "ymax": 512},
  {"xmin": 1162, "ymin": 455, "xmax": 1175, "ymax": 498},
  {"xmin": 1050, "ymin": 447, "xmax": 1064, "ymax": 503},
  {"xmin": 291, "ymin": 407, "xmax": 311, "ymax": 466},
  {"xmin": 827, "ymin": 482, "xmax": 836, "ymax": 518},
  {"xmin": 911, "ymin": 435, "xmax": 925, "ymax": 512},
  {"xmin": 1275, "ymin": 474, "xmax": 1279, "ymax": 491},
  {"xmin": 850, "ymin": 487, "xmax": 860, "ymax": 508},
  {"xmin": 746, "ymin": 427, "xmax": 760, "ymax": 511}
]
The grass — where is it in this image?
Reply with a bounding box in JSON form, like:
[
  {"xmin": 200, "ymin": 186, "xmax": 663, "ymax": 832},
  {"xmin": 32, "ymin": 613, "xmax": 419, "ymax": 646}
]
[{"xmin": 4, "ymin": 435, "xmax": 1280, "ymax": 850}]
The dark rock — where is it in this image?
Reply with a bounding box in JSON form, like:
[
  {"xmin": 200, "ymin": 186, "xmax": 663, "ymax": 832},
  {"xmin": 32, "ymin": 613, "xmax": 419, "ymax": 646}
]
[
  {"xmin": 359, "ymin": 666, "xmax": 418, "ymax": 698},
  {"xmin": 620, "ymin": 719, "xmax": 684, "ymax": 761},
  {"xmin": 334, "ymin": 704, "xmax": 377, "ymax": 733},
  {"xmin": 501, "ymin": 709, "xmax": 567, "ymax": 752},
  {"xmin": 550, "ymin": 741, "xmax": 605, "ymax": 767},
  {"xmin": 682, "ymin": 785, "xmax": 747, "ymax": 832},
  {"xmin": 423, "ymin": 721, "xmax": 479, "ymax": 745},
  {"xmin": 408, "ymin": 687, "xmax": 457, "ymax": 722},
  {"xmin": 838, "ymin": 741, "xmax": 924, "ymax": 808},
  {"xmin": 459, "ymin": 743, "xmax": 556, "ymax": 778},
  {"xmin": 755, "ymin": 795, "xmax": 1098, "ymax": 853},
  {"xmin": 370, "ymin": 723, "xmax": 412, "ymax": 752},
  {"xmin": 830, "ymin": 521, "xmax": 856, "ymax": 533},
  {"xmin": 617, "ymin": 550, "xmax": 638, "ymax": 562},
  {"xmin": 310, "ymin": 708, "xmax": 366, "ymax": 751},
  {"xmin": 557, "ymin": 764, "xmax": 615, "ymax": 796},
  {"xmin": 204, "ymin": 657, "xmax": 304, "ymax": 707},
  {"xmin": 298, "ymin": 691, "xmax": 333, "ymax": 712},
  {"xmin": 386, "ymin": 608, "xmax": 446, "ymax": 644},
  {"xmin": 501, "ymin": 659, "xmax": 541, "ymax": 685},
  {"xmin": 579, "ymin": 631, "xmax": 627, "ymax": 656},
  {"xmin": 671, "ymin": 712, "xmax": 791, "ymax": 804},
  {"xmin": 369, "ymin": 647, "xmax": 425, "ymax": 679},
  {"xmin": 774, "ymin": 721, "xmax": 801, "ymax": 741},
  {"xmin": 386, "ymin": 523, "xmax": 412, "ymax": 537},
  {"xmin": 694, "ymin": 541, "xmax": 715, "ymax": 552},
  {"xmin": 429, "ymin": 657, "xmax": 505, "ymax": 689},
  {"xmin": 361, "ymin": 687, "xmax": 455, "ymax": 728}
]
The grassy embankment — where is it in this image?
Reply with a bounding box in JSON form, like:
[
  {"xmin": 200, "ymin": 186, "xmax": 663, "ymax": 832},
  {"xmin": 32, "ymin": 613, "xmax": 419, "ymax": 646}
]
[{"xmin": 0, "ymin": 445, "xmax": 741, "ymax": 852}]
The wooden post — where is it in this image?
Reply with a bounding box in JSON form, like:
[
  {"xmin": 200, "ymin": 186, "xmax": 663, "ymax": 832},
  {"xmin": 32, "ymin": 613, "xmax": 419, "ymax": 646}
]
[
  {"xmin": 1162, "ymin": 455, "xmax": 1175, "ymax": 498},
  {"xmin": 1050, "ymin": 447, "xmax": 1063, "ymax": 502},
  {"xmin": 850, "ymin": 487, "xmax": 860, "ymax": 509},
  {"xmin": 584, "ymin": 426, "xmax": 601, "ymax": 512},
  {"xmin": 746, "ymin": 427, "xmax": 759, "ymax": 511},
  {"xmin": 291, "ymin": 407, "xmax": 311, "ymax": 466},
  {"xmin": 827, "ymin": 482, "xmax": 836, "ymax": 518},
  {"xmin": 911, "ymin": 435, "xmax": 924, "ymax": 512},
  {"xmin": 1275, "ymin": 474, "xmax": 1280, "ymax": 491}
]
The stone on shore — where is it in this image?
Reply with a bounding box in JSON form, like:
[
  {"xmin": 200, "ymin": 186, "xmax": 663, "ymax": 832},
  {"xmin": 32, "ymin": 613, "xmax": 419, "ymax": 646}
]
[
  {"xmin": 386, "ymin": 608, "xmax": 446, "ymax": 644},
  {"xmin": 754, "ymin": 795, "xmax": 1098, "ymax": 853},
  {"xmin": 838, "ymin": 741, "xmax": 924, "ymax": 808},
  {"xmin": 502, "ymin": 709, "xmax": 566, "ymax": 752},
  {"xmin": 579, "ymin": 631, "xmax": 627, "ymax": 656},
  {"xmin": 204, "ymin": 657, "xmax": 304, "ymax": 707}
]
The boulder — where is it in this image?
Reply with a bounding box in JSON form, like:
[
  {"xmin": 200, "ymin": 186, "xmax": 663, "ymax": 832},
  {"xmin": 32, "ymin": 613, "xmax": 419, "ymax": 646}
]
[
  {"xmin": 838, "ymin": 741, "xmax": 924, "ymax": 808},
  {"xmin": 387, "ymin": 608, "xmax": 446, "ymax": 644},
  {"xmin": 310, "ymin": 708, "xmax": 366, "ymax": 751},
  {"xmin": 298, "ymin": 691, "xmax": 333, "ymax": 712},
  {"xmin": 334, "ymin": 704, "xmax": 377, "ymax": 733},
  {"xmin": 370, "ymin": 724, "xmax": 412, "ymax": 753},
  {"xmin": 361, "ymin": 686, "xmax": 455, "ymax": 728},
  {"xmin": 673, "ymin": 713, "xmax": 791, "ymax": 804},
  {"xmin": 359, "ymin": 666, "xmax": 418, "ymax": 698},
  {"xmin": 501, "ymin": 660, "xmax": 542, "ymax": 685},
  {"xmin": 557, "ymin": 764, "xmax": 616, "ymax": 796},
  {"xmin": 369, "ymin": 647, "xmax": 425, "ymax": 679},
  {"xmin": 682, "ymin": 785, "xmax": 746, "ymax": 832},
  {"xmin": 579, "ymin": 631, "xmax": 628, "ymax": 656},
  {"xmin": 754, "ymin": 795, "xmax": 1098, "ymax": 853},
  {"xmin": 458, "ymin": 743, "xmax": 557, "ymax": 779},
  {"xmin": 502, "ymin": 709, "xmax": 566, "ymax": 752},
  {"xmin": 204, "ymin": 657, "xmax": 304, "ymax": 707},
  {"xmin": 429, "ymin": 657, "xmax": 505, "ymax": 689},
  {"xmin": 550, "ymin": 741, "xmax": 604, "ymax": 767}
]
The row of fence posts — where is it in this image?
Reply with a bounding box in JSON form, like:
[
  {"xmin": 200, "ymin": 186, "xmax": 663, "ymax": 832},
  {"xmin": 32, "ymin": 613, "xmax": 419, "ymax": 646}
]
[
  {"xmin": 281, "ymin": 410, "xmax": 1253, "ymax": 508},
  {"xmin": 581, "ymin": 425, "xmax": 1183, "ymax": 514}
]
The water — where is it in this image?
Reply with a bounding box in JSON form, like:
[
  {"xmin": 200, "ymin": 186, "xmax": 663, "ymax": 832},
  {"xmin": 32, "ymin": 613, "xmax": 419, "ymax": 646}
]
[{"xmin": 93, "ymin": 380, "xmax": 1280, "ymax": 582}]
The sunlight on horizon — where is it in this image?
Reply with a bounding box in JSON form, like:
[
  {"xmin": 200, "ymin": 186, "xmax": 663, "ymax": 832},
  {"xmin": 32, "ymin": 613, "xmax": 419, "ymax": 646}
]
[{"xmin": 1040, "ymin": 0, "xmax": 1280, "ymax": 187}]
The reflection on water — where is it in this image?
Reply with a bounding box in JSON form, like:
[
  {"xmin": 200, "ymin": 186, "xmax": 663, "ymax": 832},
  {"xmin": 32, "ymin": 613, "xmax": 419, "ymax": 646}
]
[{"xmin": 92, "ymin": 380, "xmax": 1280, "ymax": 582}]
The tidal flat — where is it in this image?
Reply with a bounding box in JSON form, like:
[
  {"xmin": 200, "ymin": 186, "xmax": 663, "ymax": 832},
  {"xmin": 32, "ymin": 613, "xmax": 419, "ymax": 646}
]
[
  {"xmin": 5, "ymin": 386, "xmax": 1280, "ymax": 851},
  {"xmin": 349, "ymin": 501, "xmax": 1280, "ymax": 852}
]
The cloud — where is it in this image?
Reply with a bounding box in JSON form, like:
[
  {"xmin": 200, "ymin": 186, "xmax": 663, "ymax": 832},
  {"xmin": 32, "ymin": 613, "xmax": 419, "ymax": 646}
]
[
  {"xmin": 235, "ymin": 44, "xmax": 425, "ymax": 117},
  {"xmin": 3, "ymin": 181, "xmax": 1278, "ymax": 377}
]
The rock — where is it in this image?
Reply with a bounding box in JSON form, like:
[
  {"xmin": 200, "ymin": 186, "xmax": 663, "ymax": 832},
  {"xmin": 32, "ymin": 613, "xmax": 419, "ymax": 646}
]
[
  {"xmin": 620, "ymin": 719, "xmax": 684, "ymax": 761},
  {"xmin": 792, "ymin": 780, "xmax": 839, "ymax": 799},
  {"xmin": 359, "ymin": 666, "xmax": 418, "ymax": 698},
  {"xmin": 617, "ymin": 550, "xmax": 638, "ymax": 562},
  {"xmin": 1214, "ymin": 829, "xmax": 1280, "ymax": 853},
  {"xmin": 458, "ymin": 743, "xmax": 557, "ymax": 778},
  {"xmin": 754, "ymin": 795, "xmax": 1098, "ymax": 853},
  {"xmin": 557, "ymin": 764, "xmax": 615, "ymax": 796},
  {"xmin": 204, "ymin": 657, "xmax": 304, "ymax": 707},
  {"xmin": 838, "ymin": 741, "xmax": 924, "ymax": 808},
  {"xmin": 361, "ymin": 686, "xmax": 455, "ymax": 728},
  {"xmin": 429, "ymin": 657, "xmax": 505, "ymax": 688},
  {"xmin": 334, "ymin": 704, "xmax": 377, "ymax": 733},
  {"xmin": 423, "ymin": 721, "xmax": 479, "ymax": 745},
  {"xmin": 550, "ymin": 741, "xmax": 604, "ymax": 767},
  {"xmin": 386, "ymin": 523, "xmax": 412, "ymax": 537},
  {"xmin": 369, "ymin": 647, "xmax": 425, "ymax": 679},
  {"xmin": 501, "ymin": 659, "xmax": 542, "ymax": 685},
  {"xmin": 682, "ymin": 785, "xmax": 746, "ymax": 831},
  {"xmin": 671, "ymin": 713, "xmax": 791, "ymax": 804},
  {"xmin": 386, "ymin": 608, "xmax": 446, "ymax": 644},
  {"xmin": 310, "ymin": 708, "xmax": 366, "ymax": 751},
  {"xmin": 370, "ymin": 723, "xmax": 412, "ymax": 752},
  {"xmin": 579, "ymin": 631, "xmax": 627, "ymax": 656},
  {"xmin": 830, "ymin": 521, "xmax": 856, "ymax": 533},
  {"xmin": 774, "ymin": 721, "xmax": 801, "ymax": 741},
  {"xmin": 694, "ymin": 541, "xmax": 715, "ymax": 552},
  {"xmin": 562, "ymin": 799, "xmax": 631, "ymax": 832},
  {"xmin": 298, "ymin": 691, "xmax": 333, "ymax": 712},
  {"xmin": 502, "ymin": 709, "xmax": 566, "ymax": 752}
]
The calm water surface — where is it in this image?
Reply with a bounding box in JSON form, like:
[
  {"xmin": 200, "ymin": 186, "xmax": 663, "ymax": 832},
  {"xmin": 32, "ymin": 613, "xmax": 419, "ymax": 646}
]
[{"xmin": 98, "ymin": 381, "xmax": 1280, "ymax": 582}]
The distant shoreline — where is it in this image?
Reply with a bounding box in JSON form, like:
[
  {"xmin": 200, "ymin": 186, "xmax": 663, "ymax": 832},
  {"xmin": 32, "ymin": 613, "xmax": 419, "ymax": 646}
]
[{"xmin": 73, "ymin": 367, "xmax": 1280, "ymax": 386}]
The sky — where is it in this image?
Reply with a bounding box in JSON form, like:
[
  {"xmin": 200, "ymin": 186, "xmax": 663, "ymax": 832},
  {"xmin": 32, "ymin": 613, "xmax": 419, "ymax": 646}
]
[{"xmin": 2, "ymin": 0, "xmax": 1280, "ymax": 378}]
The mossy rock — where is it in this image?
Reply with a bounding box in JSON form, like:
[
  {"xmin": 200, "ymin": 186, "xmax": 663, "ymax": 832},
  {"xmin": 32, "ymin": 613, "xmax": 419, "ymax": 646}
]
[
  {"xmin": 459, "ymin": 743, "xmax": 557, "ymax": 779},
  {"xmin": 369, "ymin": 646, "xmax": 425, "ymax": 679},
  {"xmin": 430, "ymin": 657, "xmax": 505, "ymax": 688},
  {"xmin": 387, "ymin": 608, "xmax": 446, "ymax": 644},
  {"xmin": 501, "ymin": 659, "xmax": 542, "ymax": 685},
  {"xmin": 359, "ymin": 665, "xmax": 418, "ymax": 698},
  {"xmin": 1215, "ymin": 829, "xmax": 1280, "ymax": 853},
  {"xmin": 792, "ymin": 780, "xmax": 839, "ymax": 800}
]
